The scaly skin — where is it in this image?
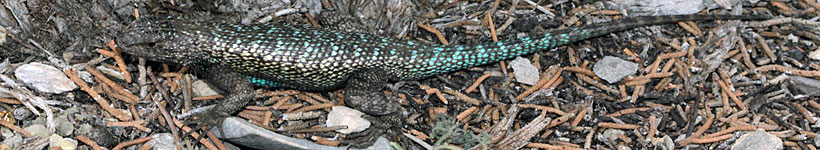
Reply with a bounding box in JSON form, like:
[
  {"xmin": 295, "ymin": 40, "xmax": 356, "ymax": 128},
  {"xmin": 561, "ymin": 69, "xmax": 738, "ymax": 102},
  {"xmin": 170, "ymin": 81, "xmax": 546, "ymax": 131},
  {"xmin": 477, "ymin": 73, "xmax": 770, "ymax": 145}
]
[{"xmin": 115, "ymin": 14, "xmax": 766, "ymax": 143}]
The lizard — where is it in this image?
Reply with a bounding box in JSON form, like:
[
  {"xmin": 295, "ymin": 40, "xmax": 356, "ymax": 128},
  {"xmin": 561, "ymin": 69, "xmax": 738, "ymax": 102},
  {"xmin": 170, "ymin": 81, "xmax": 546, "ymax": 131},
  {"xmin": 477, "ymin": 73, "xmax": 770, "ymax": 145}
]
[{"xmin": 114, "ymin": 13, "xmax": 766, "ymax": 143}]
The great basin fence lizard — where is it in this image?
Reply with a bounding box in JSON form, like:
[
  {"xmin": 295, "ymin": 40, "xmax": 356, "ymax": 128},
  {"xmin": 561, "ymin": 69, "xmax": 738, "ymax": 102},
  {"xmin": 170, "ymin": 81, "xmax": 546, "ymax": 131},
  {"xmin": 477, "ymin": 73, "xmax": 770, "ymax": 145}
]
[{"xmin": 115, "ymin": 14, "xmax": 767, "ymax": 141}]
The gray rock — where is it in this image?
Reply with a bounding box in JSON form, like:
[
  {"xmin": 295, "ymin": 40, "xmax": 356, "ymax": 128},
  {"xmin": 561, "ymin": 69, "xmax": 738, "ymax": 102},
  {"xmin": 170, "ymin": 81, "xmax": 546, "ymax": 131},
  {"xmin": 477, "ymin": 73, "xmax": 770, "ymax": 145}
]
[
  {"xmin": 599, "ymin": 129, "xmax": 626, "ymax": 144},
  {"xmin": 789, "ymin": 76, "xmax": 820, "ymax": 96},
  {"xmin": 78, "ymin": 71, "xmax": 93, "ymax": 83},
  {"xmin": 28, "ymin": 116, "xmax": 46, "ymax": 125},
  {"xmin": 147, "ymin": 133, "xmax": 175, "ymax": 150},
  {"xmin": 192, "ymin": 80, "xmax": 219, "ymax": 97},
  {"xmin": 364, "ymin": 136, "xmax": 391, "ymax": 150},
  {"xmin": 74, "ymin": 114, "xmax": 90, "ymax": 122},
  {"xmin": 2, "ymin": 133, "xmax": 21, "ymax": 148},
  {"xmin": 49, "ymin": 134, "xmax": 76, "ymax": 150},
  {"xmin": 731, "ymin": 129, "xmax": 783, "ymax": 150},
  {"xmin": 0, "ymin": 27, "xmax": 6, "ymax": 45},
  {"xmin": 326, "ymin": 106, "xmax": 370, "ymax": 134},
  {"xmin": 214, "ymin": 117, "xmax": 388, "ymax": 150},
  {"xmin": 814, "ymin": 135, "xmax": 820, "ymax": 147},
  {"xmin": 510, "ymin": 57, "xmax": 540, "ymax": 85},
  {"xmin": 616, "ymin": 145, "xmax": 632, "ymax": 150},
  {"xmin": 0, "ymin": 128, "xmax": 12, "ymax": 137},
  {"xmin": 60, "ymin": 137, "xmax": 78, "ymax": 150},
  {"xmin": 24, "ymin": 124, "xmax": 49, "ymax": 137},
  {"xmin": 13, "ymin": 62, "xmax": 77, "ymax": 94},
  {"xmin": 56, "ymin": 115, "xmax": 74, "ymax": 136},
  {"xmin": 63, "ymin": 106, "xmax": 79, "ymax": 115},
  {"xmin": 661, "ymin": 135, "xmax": 674, "ymax": 150},
  {"xmin": 594, "ymin": 56, "xmax": 638, "ymax": 83},
  {"xmin": 13, "ymin": 107, "xmax": 32, "ymax": 121},
  {"xmin": 0, "ymin": 58, "xmax": 8, "ymax": 73},
  {"xmin": 77, "ymin": 124, "xmax": 92, "ymax": 136}
]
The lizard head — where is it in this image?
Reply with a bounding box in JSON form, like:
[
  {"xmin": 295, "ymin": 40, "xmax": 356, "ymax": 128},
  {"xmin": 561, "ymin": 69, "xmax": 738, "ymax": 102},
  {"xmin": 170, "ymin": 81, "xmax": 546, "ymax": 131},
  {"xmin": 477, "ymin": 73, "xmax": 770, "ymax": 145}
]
[{"xmin": 116, "ymin": 17, "xmax": 201, "ymax": 65}]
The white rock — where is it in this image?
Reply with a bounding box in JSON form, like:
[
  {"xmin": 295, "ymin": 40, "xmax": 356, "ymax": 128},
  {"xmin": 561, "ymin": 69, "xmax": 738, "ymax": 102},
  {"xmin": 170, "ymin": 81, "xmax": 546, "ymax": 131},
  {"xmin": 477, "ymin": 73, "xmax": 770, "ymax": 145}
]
[
  {"xmin": 731, "ymin": 129, "xmax": 783, "ymax": 150},
  {"xmin": 14, "ymin": 62, "xmax": 77, "ymax": 94},
  {"xmin": 326, "ymin": 106, "xmax": 370, "ymax": 134},
  {"xmin": 510, "ymin": 57, "xmax": 539, "ymax": 85},
  {"xmin": 809, "ymin": 49, "xmax": 820, "ymax": 60},
  {"xmin": 594, "ymin": 56, "xmax": 638, "ymax": 83}
]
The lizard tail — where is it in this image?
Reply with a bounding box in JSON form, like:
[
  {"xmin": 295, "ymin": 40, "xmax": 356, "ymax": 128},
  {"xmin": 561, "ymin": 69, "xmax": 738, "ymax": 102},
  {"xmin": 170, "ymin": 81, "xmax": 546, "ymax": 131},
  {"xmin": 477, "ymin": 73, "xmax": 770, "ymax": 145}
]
[{"xmin": 412, "ymin": 14, "xmax": 768, "ymax": 76}]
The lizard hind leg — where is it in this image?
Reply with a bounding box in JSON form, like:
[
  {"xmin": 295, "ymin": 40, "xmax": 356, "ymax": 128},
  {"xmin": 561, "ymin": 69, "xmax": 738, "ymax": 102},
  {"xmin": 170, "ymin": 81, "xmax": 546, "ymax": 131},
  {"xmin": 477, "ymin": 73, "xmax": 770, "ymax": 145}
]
[{"xmin": 344, "ymin": 68, "xmax": 401, "ymax": 116}]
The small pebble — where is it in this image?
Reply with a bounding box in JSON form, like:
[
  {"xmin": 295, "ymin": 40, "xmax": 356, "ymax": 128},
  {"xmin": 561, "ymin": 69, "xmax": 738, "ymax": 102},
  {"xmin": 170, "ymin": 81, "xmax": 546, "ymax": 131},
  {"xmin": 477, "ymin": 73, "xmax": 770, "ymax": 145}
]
[
  {"xmin": 13, "ymin": 107, "xmax": 32, "ymax": 121},
  {"xmin": 56, "ymin": 115, "xmax": 74, "ymax": 136},
  {"xmin": 147, "ymin": 133, "xmax": 175, "ymax": 150},
  {"xmin": 1, "ymin": 129, "xmax": 21, "ymax": 148},
  {"xmin": 24, "ymin": 124, "xmax": 49, "ymax": 137},
  {"xmin": 599, "ymin": 129, "xmax": 625, "ymax": 144}
]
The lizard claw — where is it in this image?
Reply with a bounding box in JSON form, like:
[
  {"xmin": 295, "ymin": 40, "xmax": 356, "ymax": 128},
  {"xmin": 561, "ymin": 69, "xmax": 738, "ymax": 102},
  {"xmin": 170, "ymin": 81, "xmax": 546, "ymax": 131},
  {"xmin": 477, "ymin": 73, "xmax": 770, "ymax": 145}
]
[{"xmin": 181, "ymin": 111, "xmax": 228, "ymax": 146}]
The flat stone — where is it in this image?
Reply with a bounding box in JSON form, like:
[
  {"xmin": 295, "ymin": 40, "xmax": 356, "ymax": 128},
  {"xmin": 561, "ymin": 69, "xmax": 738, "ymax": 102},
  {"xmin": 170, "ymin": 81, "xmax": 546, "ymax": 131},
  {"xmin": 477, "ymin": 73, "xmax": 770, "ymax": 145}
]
[
  {"xmin": 326, "ymin": 106, "xmax": 370, "ymax": 134},
  {"xmin": 593, "ymin": 56, "xmax": 638, "ymax": 84},
  {"xmin": 731, "ymin": 129, "xmax": 783, "ymax": 150},
  {"xmin": 214, "ymin": 117, "xmax": 388, "ymax": 150},
  {"xmin": 510, "ymin": 57, "xmax": 540, "ymax": 85},
  {"xmin": 789, "ymin": 76, "xmax": 820, "ymax": 96},
  {"xmin": 14, "ymin": 62, "xmax": 77, "ymax": 94}
]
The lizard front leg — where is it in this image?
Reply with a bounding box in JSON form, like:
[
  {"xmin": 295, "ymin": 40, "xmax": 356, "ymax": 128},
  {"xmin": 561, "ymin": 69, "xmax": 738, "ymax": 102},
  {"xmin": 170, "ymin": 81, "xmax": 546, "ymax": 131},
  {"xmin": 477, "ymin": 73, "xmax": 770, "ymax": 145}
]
[{"xmin": 184, "ymin": 64, "xmax": 254, "ymax": 138}]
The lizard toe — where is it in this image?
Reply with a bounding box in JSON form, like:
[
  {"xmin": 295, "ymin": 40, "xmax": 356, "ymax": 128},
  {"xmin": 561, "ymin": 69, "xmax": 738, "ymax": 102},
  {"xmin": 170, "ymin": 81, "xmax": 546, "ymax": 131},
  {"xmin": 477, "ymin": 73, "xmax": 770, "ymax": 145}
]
[{"xmin": 345, "ymin": 91, "xmax": 401, "ymax": 115}]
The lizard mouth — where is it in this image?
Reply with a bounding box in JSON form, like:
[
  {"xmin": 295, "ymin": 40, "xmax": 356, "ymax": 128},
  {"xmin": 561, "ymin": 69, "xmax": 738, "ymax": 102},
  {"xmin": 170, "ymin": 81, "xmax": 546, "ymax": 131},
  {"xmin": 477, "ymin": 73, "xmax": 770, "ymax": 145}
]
[{"xmin": 115, "ymin": 30, "xmax": 157, "ymax": 58}]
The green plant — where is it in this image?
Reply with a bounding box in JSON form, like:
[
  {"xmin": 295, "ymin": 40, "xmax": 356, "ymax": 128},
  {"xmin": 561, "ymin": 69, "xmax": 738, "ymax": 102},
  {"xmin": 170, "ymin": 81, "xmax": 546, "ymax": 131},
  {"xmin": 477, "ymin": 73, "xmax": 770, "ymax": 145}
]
[{"xmin": 429, "ymin": 114, "xmax": 490, "ymax": 150}]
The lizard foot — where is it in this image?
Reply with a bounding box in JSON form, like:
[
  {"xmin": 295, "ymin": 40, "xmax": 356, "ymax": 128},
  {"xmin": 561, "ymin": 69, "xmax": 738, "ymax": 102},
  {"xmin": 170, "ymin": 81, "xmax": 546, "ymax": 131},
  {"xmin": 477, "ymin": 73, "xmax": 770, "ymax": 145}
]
[
  {"xmin": 181, "ymin": 110, "xmax": 228, "ymax": 145},
  {"xmin": 345, "ymin": 91, "xmax": 401, "ymax": 115},
  {"xmin": 344, "ymin": 113, "xmax": 404, "ymax": 148}
]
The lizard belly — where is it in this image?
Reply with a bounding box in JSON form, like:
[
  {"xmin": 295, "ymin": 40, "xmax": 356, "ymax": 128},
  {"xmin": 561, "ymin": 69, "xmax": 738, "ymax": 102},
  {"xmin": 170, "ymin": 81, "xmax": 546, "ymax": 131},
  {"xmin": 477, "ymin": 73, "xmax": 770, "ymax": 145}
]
[{"xmin": 227, "ymin": 57, "xmax": 357, "ymax": 91}]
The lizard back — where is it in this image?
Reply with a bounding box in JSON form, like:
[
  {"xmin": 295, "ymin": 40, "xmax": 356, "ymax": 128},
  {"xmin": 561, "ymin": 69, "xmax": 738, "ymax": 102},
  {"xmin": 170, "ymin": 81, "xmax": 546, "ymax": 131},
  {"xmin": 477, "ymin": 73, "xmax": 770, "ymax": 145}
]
[{"xmin": 119, "ymin": 14, "xmax": 766, "ymax": 91}]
